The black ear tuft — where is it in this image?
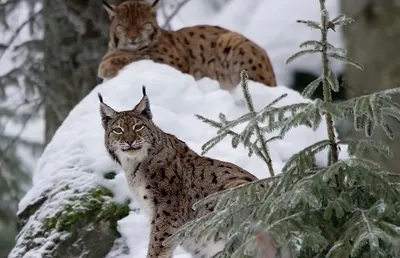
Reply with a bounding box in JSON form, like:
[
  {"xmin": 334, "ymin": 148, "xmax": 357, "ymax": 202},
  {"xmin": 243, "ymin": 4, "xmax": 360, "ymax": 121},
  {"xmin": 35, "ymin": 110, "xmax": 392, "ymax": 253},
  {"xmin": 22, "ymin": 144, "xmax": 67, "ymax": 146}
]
[
  {"xmin": 142, "ymin": 85, "xmax": 147, "ymax": 96},
  {"xmin": 133, "ymin": 86, "xmax": 152, "ymax": 120},
  {"xmin": 102, "ymin": 1, "xmax": 116, "ymax": 19},
  {"xmin": 151, "ymin": 0, "xmax": 159, "ymax": 8},
  {"xmin": 98, "ymin": 94, "xmax": 117, "ymax": 129},
  {"xmin": 102, "ymin": 1, "xmax": 112, "ymax": 9},
  {"xmin": 97, "ymin": 93, "xmax": 104, "ymax": 103}
]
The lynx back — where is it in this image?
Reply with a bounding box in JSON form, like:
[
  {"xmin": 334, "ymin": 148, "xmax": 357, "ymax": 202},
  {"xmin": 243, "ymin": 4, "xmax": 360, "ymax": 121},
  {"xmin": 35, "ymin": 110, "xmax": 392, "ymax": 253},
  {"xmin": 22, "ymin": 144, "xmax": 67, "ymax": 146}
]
[{"xmin": 98, "ymin": 1, "xmax": 277, "ymax": 92}]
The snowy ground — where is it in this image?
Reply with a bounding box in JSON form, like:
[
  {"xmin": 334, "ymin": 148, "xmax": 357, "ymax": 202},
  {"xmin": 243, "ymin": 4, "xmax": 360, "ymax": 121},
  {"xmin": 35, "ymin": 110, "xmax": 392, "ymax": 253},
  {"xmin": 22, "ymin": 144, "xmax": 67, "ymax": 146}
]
[
  {"xmin": 5, "ymin": 0, "xmax": 349, "ymax": 257},
  {"xmin": 16, "ymin": 60, "xmax": 349, "ymax": 258},
  {"xmin": 1, "ymin": 0, "xmax": 344, "ymax": 172}
]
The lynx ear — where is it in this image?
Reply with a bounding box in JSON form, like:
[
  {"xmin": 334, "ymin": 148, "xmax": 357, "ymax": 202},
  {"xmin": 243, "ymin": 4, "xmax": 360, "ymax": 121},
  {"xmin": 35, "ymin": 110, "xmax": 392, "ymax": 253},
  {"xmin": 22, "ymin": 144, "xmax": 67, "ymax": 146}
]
[
  {"xmin": 133, "ymin": 86, "xmax": 152, "ymax": 120},
  {"xmin": 151, "ymin": 0, "xmax": 159, "ymax": 7},
  {"xmin": 103, "ymin": 1, "xmax": 116, "ymax": 19},
  {"xmin": 150, "ymin": 0, "xmax": 159, "ymax": 12},
  {"xmin": 98, "ymin": 93, "xmax": 117, "ymax": 129}
]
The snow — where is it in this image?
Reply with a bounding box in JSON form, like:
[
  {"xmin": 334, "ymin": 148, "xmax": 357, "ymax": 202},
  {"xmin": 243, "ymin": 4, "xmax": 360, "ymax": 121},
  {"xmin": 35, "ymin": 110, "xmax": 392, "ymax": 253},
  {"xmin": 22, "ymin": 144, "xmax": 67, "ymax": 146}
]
[
  {"xmin": 163, "ymin": 0, "xmax": 344, "ymax": 86},
  {"xmin": 1, "ymin": 0, "xmax": 345, "ymax": 173},
  {"xmin": 5, "ymin": 0, "xmax": 350, "ymax": 257},
  {"xmin": 14, "ymin": 60, "xmax": 348, "ymax": 258}
]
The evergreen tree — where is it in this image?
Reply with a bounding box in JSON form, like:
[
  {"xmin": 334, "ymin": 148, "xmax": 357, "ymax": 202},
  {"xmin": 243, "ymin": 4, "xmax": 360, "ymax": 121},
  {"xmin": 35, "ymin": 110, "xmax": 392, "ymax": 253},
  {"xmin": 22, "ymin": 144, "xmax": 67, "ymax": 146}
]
[
  {"xmin": 0, "ymin": 0, "xmax": 123, "ymax": 255},
  {"xmin": 169, "ymin": 0, "xmax": 400, "ymax": 257},
  {"xmin": 0, "ymin": 0, "xmax": 43, "ymax": 255}
]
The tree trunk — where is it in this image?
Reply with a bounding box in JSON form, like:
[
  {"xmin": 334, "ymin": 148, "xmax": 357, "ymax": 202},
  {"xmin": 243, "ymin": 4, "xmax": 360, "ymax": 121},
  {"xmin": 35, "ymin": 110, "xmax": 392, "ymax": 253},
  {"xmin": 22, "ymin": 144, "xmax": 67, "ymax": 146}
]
[
  {"xmin": 43, "ymin": 0, "xmax": 121, "ymax": 143},
  {"xmin": 341, "ymin": 0, "xmax": 400, "ymax": 172}
]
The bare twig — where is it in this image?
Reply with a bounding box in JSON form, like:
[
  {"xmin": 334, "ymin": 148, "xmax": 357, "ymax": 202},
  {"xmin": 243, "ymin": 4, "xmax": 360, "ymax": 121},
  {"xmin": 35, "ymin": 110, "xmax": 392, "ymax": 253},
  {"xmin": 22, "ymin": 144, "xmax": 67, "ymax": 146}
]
[
  {"xmin": 0, "ymin": 98, "xmax": 44, "ymax": 155},
  {"xmin": 161, "ymin": 0, "xmax": 191, "ymax": 29},
  {"xmin": 160, "ymin": 1, "xmax": 171, "ymax": 30},
  {"xmin": 0, "ymin": 9, "xmax": 42, "ymax": 62}
]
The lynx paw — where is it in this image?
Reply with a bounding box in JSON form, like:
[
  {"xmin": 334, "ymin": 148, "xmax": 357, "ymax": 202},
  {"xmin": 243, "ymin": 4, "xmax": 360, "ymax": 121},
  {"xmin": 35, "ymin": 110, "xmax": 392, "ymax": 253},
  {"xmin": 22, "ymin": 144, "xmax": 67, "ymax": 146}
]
[{"xmin": 97, "ymin": 61, "xmax": 119, "ymax": 79}]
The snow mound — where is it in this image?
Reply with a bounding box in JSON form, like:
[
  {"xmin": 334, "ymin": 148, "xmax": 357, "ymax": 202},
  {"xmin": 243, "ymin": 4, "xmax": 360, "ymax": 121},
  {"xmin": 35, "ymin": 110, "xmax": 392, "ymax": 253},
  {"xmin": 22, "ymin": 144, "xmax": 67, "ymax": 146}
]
[{"xmin": 15, "ymin": 61, "xmax": 348, "ymax": 258}]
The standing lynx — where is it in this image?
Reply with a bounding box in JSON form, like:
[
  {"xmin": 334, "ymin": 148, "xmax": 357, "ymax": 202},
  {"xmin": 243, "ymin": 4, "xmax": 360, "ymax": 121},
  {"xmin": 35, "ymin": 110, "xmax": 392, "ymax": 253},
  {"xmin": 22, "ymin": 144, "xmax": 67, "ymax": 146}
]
[
  {"xmin": 98, "ymin": 86, "xmax": 259, "ymax": 258},
  {"xmin": 98, "ymin": 0, "xmax": 277, "ymax": 91}
]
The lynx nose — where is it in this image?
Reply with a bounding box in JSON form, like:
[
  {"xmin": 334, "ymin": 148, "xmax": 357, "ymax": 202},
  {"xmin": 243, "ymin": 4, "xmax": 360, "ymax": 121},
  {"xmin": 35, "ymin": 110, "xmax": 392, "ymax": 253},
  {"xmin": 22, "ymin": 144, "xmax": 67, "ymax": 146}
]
[
  {"xmin": 125, "ymin": 141, "xmax": 134, "ymax": 146},
  {"xmin": 127, "ymin": 38, "xmax": 137, "ymax": 44}
]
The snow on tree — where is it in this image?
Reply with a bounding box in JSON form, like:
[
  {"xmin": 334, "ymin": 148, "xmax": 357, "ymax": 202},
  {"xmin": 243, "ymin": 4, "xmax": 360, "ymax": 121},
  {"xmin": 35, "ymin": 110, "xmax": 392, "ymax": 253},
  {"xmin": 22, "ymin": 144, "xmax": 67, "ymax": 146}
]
[
  {"xmin": 171, "ymin": 1, "xmax": 400, "ymax": 257},
  {"xmin": 7, "ymin": 60, "xmax": 347, "ymax": 257}
]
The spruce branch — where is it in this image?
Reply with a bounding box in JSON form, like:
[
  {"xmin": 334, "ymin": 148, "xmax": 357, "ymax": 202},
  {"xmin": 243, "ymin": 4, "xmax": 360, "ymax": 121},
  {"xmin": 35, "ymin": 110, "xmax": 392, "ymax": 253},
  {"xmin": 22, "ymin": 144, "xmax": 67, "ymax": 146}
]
[
  {"xmin": 327, "ymin": 70, "xmax": 340, "ymax": 92},
  {"xmin": 338, "ymin": 140, "xmax": 393, "ymax": 159},
  {"xmin": 318, "ymin": 0, "xmax": 339, "ymax": 166},
  {"xmin": 338, "ymin": 201, "xmax": 399, "ymax": 257},
  {"xmin": 299, "ymin": 40, "xmax": 323, "ymax": 49},
  {"xmin": 279, "ymin": 101, "xmax": 322, "ymax": 136},
  {"xmin": 256, "ymin": 102, "xmax": 308, "ymax": 126},
  {"xmin": 239, "ymin": 70, "xmax": 275, "ymax": 176},
  {"xmin": 286, "ymin": 49, "xmax": 321, "ymax": 65},
  {"xmin": 296, "ymin": 20, "xmax": 321, "ymax": 30},
  {"xmin": 195, "ymin": 114, "xmax": 270, "ymax": 165},
  {"xmin": 330, "ymin": 14, "xmax": 355, "ymax": 27},
  {"xmin": 183, "ymin": 1, "xmax": 400, "ymax": 256},
  {"xmin": 320, "ymin": 88, "xmax": 400, "ymax": 139},
  {"xmin": 195, "ymin": 70, "xmax": 288, "ymax": 177},
  {"xmin": 327, "ymin": 52, "xmax": 364, "ymax": 70},
  {"xmin": 302, "ymin": 76, "xmax": 323, "ymax": 98},
  {"xmin": 287, "ymin": 2, "xmax": 358, "ymax": 184},
  {"xmin": 192, "ymin": 175, "xmax": 281, "ymax": 212}
]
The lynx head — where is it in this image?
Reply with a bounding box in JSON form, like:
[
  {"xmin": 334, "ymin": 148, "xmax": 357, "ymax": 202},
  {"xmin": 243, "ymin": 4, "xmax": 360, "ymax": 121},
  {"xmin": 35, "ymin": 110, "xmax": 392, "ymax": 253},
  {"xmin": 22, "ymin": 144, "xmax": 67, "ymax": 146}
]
[
  {"xmin": 103, "ymin": 0, "xmax": 160, "ymax": 51},
  {"xmin": 98, "ymin": 86, "xmax": 157, "ymax": 164}
]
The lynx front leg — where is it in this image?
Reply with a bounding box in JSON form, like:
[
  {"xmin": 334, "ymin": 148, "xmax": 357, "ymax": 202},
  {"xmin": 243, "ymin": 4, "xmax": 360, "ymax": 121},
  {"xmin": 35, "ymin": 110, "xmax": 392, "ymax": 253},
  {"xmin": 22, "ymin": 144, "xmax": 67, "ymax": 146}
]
[
  {"xmin": 97, "ymin": 50, "xmax": 135, "ymax": 79},
  {"xmin": 146, "ymin": 219, "xmax": 178, "ymax": 258}
]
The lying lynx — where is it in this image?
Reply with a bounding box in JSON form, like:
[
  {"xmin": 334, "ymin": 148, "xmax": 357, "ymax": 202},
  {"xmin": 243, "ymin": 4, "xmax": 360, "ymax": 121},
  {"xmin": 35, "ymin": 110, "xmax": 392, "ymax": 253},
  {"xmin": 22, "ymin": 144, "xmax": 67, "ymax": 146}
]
[
  {"xmin": 98, "ymin": 86, "xmax": 258, "ymax": 258},
  {"xmin": 98, "ymin": 0, "xmax": 277, "ymax": 91}
]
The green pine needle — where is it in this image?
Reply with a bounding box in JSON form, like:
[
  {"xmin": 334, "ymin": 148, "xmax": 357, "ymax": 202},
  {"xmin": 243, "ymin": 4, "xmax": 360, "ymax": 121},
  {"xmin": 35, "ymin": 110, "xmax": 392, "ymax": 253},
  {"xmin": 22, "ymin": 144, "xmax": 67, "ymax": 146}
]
[
  {"xmin": 302, "ymin": 76, "xmax": 323, "ymax": 98},
  {"xmin": 327, "ymin": 70, "xmax": 340, "ymax": 92},
  {"xmin": 296, "ymin": 19, "xmax": 321, "ymax": 30},
  {"xmin": 286, "ymin": 49, "xmax": 321, "ymax": 64},
  {"xmin": 327, "ymin": 53, "xmax": 364, "ymax": 70},
  {"xmin": 185, "ymin": 1, "xmax": 400, "ymax": 257},
  {"xmin": 340, "ymin": 139, "xmax": 393, "ymax": 158}
]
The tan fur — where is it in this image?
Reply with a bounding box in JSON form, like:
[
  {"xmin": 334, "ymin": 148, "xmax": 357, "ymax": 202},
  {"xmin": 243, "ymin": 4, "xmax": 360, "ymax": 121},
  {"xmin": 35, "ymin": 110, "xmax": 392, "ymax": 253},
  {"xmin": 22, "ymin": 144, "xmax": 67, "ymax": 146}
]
[
  {"xmin": 98, "ymin": 1, "xmax": 277, "ymax": 91},
  {"xmin": 255, "ymin": 227, "xmax": 293, "ymax": 258},
  {"xmin": 98, "ymin": 87, "xmax": 258, "ymax": 258}
]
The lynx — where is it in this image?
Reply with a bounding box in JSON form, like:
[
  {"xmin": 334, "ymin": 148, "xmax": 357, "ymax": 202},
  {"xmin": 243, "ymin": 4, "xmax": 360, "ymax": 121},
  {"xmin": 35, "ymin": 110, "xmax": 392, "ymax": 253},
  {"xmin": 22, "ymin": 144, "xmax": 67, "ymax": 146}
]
[
  {"xmin": 98, "ymin": 0, "xmax": 277, "ymax": 92},
  {"xmin": 98, "ymin": 86, "xmax": 259, "ymax": 258}
]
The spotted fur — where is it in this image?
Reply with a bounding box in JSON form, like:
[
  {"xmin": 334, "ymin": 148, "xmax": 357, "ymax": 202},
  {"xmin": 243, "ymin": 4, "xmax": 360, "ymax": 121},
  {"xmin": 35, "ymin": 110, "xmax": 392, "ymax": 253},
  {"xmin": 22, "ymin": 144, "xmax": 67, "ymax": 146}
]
[
  {"xmin": 98, "ymin": 0, "xmax": 277, "ymax": 91},
  {"xmin": 98, "ymin": 86, "xmax": 258, "ymax": 258}
]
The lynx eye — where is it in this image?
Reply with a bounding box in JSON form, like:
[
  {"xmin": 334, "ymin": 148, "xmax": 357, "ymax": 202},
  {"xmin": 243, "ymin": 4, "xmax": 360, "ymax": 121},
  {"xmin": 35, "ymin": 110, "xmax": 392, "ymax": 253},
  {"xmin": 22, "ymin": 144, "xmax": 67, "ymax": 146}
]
[
  {"xmin": 141, "ymin": 22, "xmax": 153, "ymax": 32},
  {"xmin": 115, "ymin": 25, "xmax": 125, "ymax": 35},
  {"xmin": 135, "ymin": 124, "xmax": 144, "ymax": 131},
  {"xmin": 114, "ymin": 26, "xmax": 124, "ymax": 46},
  {"xmin": 112, "ymin": 127, "xmax": 124, "ymax": 134},
  {"xmin": 113, "ymin": 34, "xmax": 119, "ymax": 46}
]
